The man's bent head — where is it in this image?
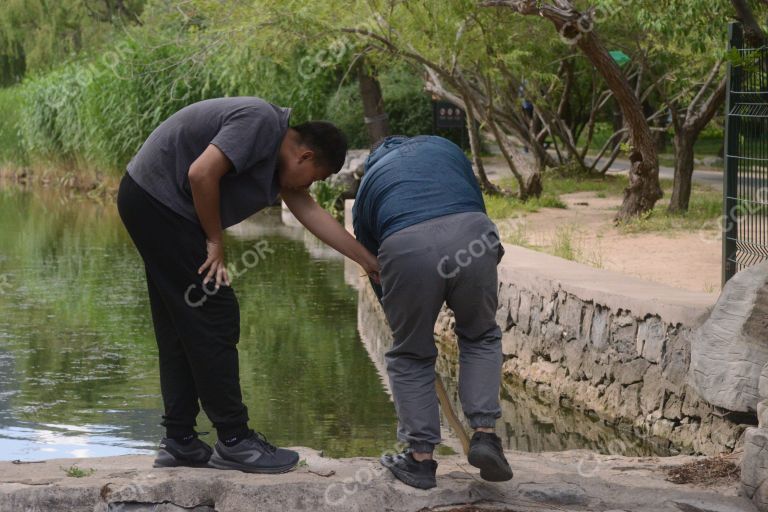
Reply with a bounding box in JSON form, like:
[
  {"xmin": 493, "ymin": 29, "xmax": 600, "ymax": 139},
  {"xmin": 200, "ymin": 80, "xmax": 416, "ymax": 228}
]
[{"xmin": 278, "ymin": 121, "xmax": 347, "ymax": 190}]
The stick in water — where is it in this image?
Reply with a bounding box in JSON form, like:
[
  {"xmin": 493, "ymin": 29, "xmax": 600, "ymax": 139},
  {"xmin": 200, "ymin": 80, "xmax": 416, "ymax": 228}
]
[{"xmin": 434, "ymin": 373, "xmax": 470, "ymax": 456}]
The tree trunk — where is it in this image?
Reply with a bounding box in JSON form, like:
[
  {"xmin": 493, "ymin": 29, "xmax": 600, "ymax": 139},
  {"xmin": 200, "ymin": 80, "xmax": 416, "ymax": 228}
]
[
  {"xmin": 731, "ymin": 0, "xmax": 767, "ymax": 46},
  {"xmin": 464, "ymin": 95, "xmax": 502, "ymax": 195},
  {"xmin": 357, "ymin": 60, "xmax": 390, "ymax": 145},
  {"xmin": 576, "ymin": 35, "xmax": 662, "ymax": 221},
  {"xmin": 481, "ymin": 0, "xmax": 662, "ymax": 221},
  {"xmin": 668, "ymin": 131, "xmax": 696, "ymax": 213},
  {"xmin": 486, "ymin": 112, "xmax": 541, "ymax": 200},
  {"xmin": 668, "ymin": 76, "xmax": 726, "ymax": 212}
]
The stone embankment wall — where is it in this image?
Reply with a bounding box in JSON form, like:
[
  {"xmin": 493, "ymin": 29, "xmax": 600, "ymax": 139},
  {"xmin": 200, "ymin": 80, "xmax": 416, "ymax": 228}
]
[
  {"xmin": 431, "ymin": 244, "xmax": 747, "ymax": 456},
  {"xmin": 343, "ymin": 200, "xmax": 749, "ymax": 456}
]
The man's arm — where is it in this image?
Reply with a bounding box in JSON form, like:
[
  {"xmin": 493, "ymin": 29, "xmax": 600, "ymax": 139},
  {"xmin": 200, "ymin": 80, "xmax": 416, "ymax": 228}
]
[
  {"xmin": 281, "ymin": 187, "xmax": 380, "ymax": 280},
  {"xmin": 351, "ymin": 198, "xmax": 384, "ymax": 300},
  {"xmin": 188, "ymin": 144, "xmax": 232, "ymax": 289}
]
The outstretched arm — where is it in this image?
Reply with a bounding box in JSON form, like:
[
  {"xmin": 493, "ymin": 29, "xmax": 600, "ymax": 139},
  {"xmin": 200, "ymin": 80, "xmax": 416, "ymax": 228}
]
[{"xmin": 281, "ymin": 187, "xmax": 380, "ymax": 280}]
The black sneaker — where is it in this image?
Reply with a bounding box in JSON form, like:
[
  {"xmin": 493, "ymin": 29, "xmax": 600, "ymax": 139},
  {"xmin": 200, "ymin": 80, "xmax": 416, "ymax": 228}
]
[
  {"xmin": 467, "ymin": 431, "xmax": 513, "ymax": 482},
  {"xmin": 208, "ymin": 430, "xmax": 299, "ymax": 474},
  {"xmin": 153, "ymin": 436, "xmax": 213, "ymax": 468},
  {"xmin": 380, "ymin": 449, "xmax": 438, "ymax": 490}
]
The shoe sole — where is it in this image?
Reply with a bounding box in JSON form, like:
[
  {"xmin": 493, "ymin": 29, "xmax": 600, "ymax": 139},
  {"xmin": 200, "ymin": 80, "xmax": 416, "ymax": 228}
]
[
  {"xmin": 153, "ymin": 449, "xmax": 211, "ymax": 469},
  {"xmin": 207, "ymin": 456, "xmax": 298, "ymax": 474},
  {"xmin": 380, "ymin": 457, "xmax": 436, "ymax": 490},
  {"xmin": 467, "ymin": 445, "xmax": 514, "ymax": 482}
]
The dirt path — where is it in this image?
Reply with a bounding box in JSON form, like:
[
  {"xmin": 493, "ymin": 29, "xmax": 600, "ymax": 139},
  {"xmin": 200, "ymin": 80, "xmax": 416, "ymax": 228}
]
[{"xmin": 494, "ymin": 191, "xmax": 722, "ymax": 294}]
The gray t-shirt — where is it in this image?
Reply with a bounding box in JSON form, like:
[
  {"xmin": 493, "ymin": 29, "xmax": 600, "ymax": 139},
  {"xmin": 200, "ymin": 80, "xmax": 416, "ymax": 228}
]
[{"xmin": 126, "ymin": 97, "xmax": 291, "ymax": 228}]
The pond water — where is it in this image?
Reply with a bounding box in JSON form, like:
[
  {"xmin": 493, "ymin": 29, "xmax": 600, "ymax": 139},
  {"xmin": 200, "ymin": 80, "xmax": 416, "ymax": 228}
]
[
  {"xmin": 0, "ymin": 185, "xmax": 671, "ymax": 462},
  {"xmin": 0, "ymin": 186, "xmax": 397, "ymax": 460}
]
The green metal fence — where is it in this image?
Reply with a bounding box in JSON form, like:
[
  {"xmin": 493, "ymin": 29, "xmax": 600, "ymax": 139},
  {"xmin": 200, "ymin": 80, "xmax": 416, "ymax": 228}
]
[{"xmin": 723, "ymin": 22, "xmax": 768, "ymax": 284}]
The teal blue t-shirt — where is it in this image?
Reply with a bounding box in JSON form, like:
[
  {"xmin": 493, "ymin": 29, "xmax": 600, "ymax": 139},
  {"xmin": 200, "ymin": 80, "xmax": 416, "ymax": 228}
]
[{"xmin": 352, "ymin": 135, "xmax": 486, "ymax": 258}]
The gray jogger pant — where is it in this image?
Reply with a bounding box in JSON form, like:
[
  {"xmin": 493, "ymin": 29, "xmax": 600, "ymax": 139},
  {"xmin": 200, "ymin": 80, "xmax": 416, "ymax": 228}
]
[{"xmin": 378, "ymin": 211, "xmax": 504, "ymax": 453}]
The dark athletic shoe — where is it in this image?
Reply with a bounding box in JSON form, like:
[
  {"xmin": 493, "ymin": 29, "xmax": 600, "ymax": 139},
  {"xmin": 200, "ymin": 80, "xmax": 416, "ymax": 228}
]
[
  {"xmin": 208, "ymin": 431, "xmax": 299, "ymax": 474},
  {"xmin": 380, "ymin": 449, "xmax": 438, "ymax": 490},
  {"xmin": 153, "ymin": 437, "xmax": 213, "ymax": 468},
  {"xmin": 467, "ymin": 431, "xmax": 513, "ymax": 482}
]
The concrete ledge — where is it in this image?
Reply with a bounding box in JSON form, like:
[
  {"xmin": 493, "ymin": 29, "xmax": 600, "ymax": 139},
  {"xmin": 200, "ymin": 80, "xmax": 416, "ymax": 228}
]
[
  {"xmin": 0, "ymin": 448, "xmax": 755, "ymax": 512},
  {"xmin": 343, "ymin": 199, "xmax": 716, "ymax": 328},
  {"xmin": 496, "ymin": 244, "xmax": 716, "ymax": 328}
]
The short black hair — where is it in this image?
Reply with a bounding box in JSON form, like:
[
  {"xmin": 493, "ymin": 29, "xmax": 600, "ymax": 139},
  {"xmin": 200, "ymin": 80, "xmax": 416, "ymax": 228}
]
[{"xmin": 291, "ymin": 121, "xmax": 348, "ymax": 174}]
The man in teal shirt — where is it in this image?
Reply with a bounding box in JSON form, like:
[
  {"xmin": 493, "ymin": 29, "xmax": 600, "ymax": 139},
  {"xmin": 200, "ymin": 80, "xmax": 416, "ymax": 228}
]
[{"xmin": 353, "ymin": 135, "xmax": 513, "ymax": 489}]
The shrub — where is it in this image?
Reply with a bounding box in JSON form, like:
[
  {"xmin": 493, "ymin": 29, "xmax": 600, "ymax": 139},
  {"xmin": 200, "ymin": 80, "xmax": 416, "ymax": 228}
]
[{"xmin": 0, "ymin": 85, "xmax": 27, "ymax": 165}]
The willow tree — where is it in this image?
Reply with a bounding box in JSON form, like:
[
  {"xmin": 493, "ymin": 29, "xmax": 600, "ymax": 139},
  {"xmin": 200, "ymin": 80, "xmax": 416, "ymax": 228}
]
[
  {"xmin": 0, "ymin": 0, "xmax": 144, "ymax": 83},
  {"xmin": 275, "ymin": 0, "xmax": 580, "ymax": 199},
  {"xmin": 481, "ymin": 0, "xmax": 663, "ymax": 221},
  {"xmin": 630, "ymin": 0, "xmax": 738, "ymax": 213},
  {"xmin": 230, "ymin": 0, "xmax": 543, "ymax": 197}
]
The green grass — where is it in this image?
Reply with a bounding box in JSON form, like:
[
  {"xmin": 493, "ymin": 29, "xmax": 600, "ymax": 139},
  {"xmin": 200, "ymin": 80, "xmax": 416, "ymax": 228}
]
[
  {"xmin": 620, "ymin": 183, "xmax": 722, "ymax": 234},
  {"xmin": 485, "ymin": 171, "xmax": 628, "ymax": 221},
  {"xmin": 310, "ymin": 180, "xmax": 346, "ymax": 220},
  {"xmin": 486, "ymin": 162, "xmax": 723, "ymax": 238},
  {"xmin": 484, "ymin": 192, "xmax": 566, "ymax": 219},
  {"xmin": 551, "ymin": 226, "xmax": 580, "ymax": 261},
  {"xmin": 61, "ymin": 465, "xmax": 95, "ymax": 478},
  {"xmin": 579, "ymin": 122, "xmax": 723, "ymax": 160},
  {"xmin": 0, "ymin": 86, "xmax": 27, "ymax": 166},
  {"xmin": 435, "ymin": 444, "xmax": 457, "ymax": 456}
]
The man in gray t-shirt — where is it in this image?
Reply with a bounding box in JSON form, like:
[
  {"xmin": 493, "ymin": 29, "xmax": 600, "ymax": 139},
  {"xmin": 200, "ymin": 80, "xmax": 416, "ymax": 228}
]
[
  {"xmin": 127, "ymin": 97, "xmax": 290, "ymax": 228},
  {"xmin": 117, "ymin": 97, "xmax": 380, "ymax": 474}
]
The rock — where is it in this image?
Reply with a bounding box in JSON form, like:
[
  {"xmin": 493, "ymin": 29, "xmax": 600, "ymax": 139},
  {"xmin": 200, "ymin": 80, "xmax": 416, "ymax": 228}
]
[
  {"xmin": 663, "ymin": 394, "xmax": 683, "ymax": 421},
  {"xmin": 611, "ymin": 313, "xmax": 638, "ymax": 358},
  {"xmin": 495, "ymin": 284, "xmax": 515, "ymax": 331},
  {"xmin": 615, "ymin": 358, "xmax": 652, "ymax": 386},
  {"xmin": 640, "ymin": 364, "xmax": 666, "ymax": 414},
  {"xmin": 518, "ymin": 482, "xmax": 589, "ymax": 506},
  {"xmin": 652, "ymin": 418, "xmax": 675, "ymax": 438},
  {"xmin": 758, "ymin": 400, "xmax": 768, "ymax": 428},
  {"xmin": 543, "ymin": 295, "xmax": 557, "ymax": 322},
  {"xmin": 581, "ymin": 303, "xmax": 595, "ymax": 343},
  {"xmin": 602, "ymin": 381, "xmax": 623, "ymax": 415},
  {"xmin": 328, "ymin": 169, "xmax": 359, "ymax": 198},
  {"xmin": 582, "ymin": 354, "xmax": 608, "ymax": 383},
  {"xmin": 742, "ymin": 427, "xmax": 768, "ymax": 511},
  {"xmin": 638, "ymin": 316, "xmax": 668, "ymax": 364},
  {"xmin": 518, "ymin": 291, "xmax": 533, "ymax": 335},
  {"xmin": 0, "ymin": 449, "xmax": 758, "ymax": 512},
  {"xmin": 691, "ymin": 260, "xmax": 768, "ymax": 413},
  {"xmin": 663, "ymin": 331, "xmax": 692, "ymax": 396},
  {"xmin": 681, "ymin": 387, "xmax": 702, "ymax": 418},
  {"xmin": 559, "ymin": 294, "xmax": 583, "ymax": 328},
  {"xmin": 619, "ymin": 382, "xmax": 642, "ymax": 420},
  {"xmin": 328, "ymin": 150, "xmax": 369, "ymax": 198},
  {"xmin": 501, "ymin": 329, "xmax": 522, "ymax": 358},
  {"xmin": 529, "ymin": 360, "xmax": 561, "ymax": 384},
  {"xmin": 591, "ymin": 306, "xmax": 611, "ymax": 349}
]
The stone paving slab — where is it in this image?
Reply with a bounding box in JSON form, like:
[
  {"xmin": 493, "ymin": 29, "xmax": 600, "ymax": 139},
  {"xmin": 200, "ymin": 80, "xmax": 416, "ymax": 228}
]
[{"xmin": 0, "ymin": 448, "xmax": 756, "ymax": 512}]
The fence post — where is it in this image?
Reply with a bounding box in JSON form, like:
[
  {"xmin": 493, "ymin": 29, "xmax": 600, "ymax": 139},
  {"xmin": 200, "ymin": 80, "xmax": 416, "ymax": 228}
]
[{"xmin": 722, "ymin": 22, "xmax": 743, "ymax": 285}]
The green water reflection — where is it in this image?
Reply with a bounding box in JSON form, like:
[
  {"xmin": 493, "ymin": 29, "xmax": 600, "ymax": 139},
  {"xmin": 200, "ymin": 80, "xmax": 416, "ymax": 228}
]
[{"xmin": 0, "ymin": 186, "xmax": 397, "ymax": 460}]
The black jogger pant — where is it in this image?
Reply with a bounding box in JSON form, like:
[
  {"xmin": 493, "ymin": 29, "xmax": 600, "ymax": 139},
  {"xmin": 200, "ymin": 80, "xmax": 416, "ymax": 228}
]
[{"xmin": 117, "ymin": 173, "xmax": 249, "ymax": 439}]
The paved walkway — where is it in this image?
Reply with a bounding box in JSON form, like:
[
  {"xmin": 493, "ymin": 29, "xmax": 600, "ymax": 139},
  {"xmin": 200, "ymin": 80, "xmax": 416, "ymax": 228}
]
[
  {"xmin": 483, "ymin": 155, "xmax": 725, "ymax": 190},
  {"xmin": 0, "ymin": 448, "xmax": 754, "ymax": 512},
  {"xmin": 604, "ymin": 159, "xmax": 724, "ymax": 190}
]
